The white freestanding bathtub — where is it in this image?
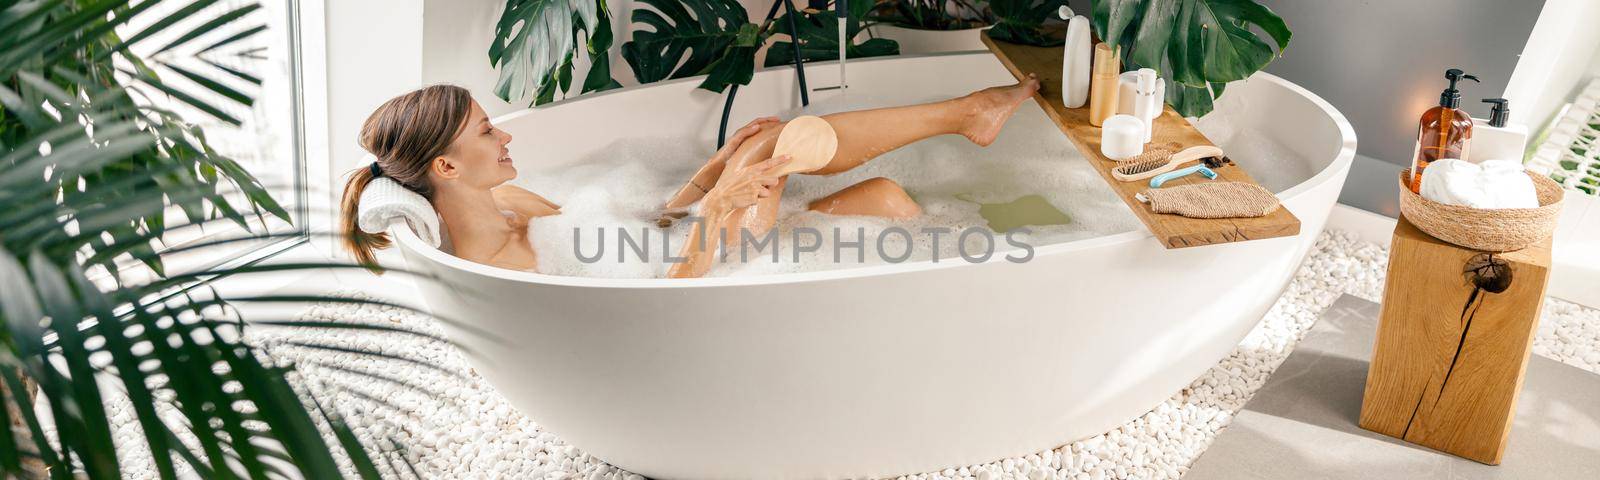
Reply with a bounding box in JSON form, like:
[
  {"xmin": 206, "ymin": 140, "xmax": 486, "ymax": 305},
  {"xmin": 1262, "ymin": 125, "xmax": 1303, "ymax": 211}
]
[{"xmin": 392, "ymin": 53, "xmax": 1356, "ymax": 479}]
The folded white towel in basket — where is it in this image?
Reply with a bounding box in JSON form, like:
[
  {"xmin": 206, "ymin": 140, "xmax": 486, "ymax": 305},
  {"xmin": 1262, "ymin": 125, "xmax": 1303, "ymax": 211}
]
[
  {"xmin": 356, "ymin": 156, "xmax": 442, "ymax": 247},
  {"xmin": 1420, "ymin": 159, "xmax": 1539, "ymax": 209}
]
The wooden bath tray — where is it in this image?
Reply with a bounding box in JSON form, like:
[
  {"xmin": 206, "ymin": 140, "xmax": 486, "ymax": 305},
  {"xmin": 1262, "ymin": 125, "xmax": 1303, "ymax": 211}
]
[{"xmin": 981, "ymin": 33, "xmax": 1301, "ymax": 249}]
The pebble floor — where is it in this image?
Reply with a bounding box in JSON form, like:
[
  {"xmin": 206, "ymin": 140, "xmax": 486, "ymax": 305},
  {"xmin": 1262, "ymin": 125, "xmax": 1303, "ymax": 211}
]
[{"xmin": 98, "ymin": 230, "xmax": 1600, "ymax": 479}]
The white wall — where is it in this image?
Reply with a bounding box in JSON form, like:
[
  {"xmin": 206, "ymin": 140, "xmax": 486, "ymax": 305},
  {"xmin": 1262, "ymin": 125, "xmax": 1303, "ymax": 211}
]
[
  {"xmin": 1590, "ymin": 35, "xmax": 1600, "ymax": 78},
  {"xmin": 317, "ymin": 0, "xmax": 426, "ymax": 258},
  {"xmin": 1506, "ymin": 0, "xmax": 1600, "ymax": 137},
  {"xmin": 1252, "ymin": 0, "xmax": 1546, "ymax": 217},
  {"xmin": 420, "ymin": 0, "xmax": 565, "ymax": 118}
]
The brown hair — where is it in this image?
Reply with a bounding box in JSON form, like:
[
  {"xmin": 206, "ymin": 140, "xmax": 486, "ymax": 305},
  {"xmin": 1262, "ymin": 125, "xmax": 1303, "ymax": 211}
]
[{"xmin": 340, "ymin": 84, "xmax": 473, "ymax": 271}]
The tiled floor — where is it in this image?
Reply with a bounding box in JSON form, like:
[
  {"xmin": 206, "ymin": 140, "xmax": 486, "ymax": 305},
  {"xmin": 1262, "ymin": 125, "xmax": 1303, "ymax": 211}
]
[{"xmin": 1185, "ymin": 295, "xmax": 1600, "ymax": 479}]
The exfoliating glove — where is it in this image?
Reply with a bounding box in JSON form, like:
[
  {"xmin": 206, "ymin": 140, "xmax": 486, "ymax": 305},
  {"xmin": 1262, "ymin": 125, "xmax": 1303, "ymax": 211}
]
[{"xmin": 1139, "ymin": 182, "xmax": 1281, "ymax": 219}]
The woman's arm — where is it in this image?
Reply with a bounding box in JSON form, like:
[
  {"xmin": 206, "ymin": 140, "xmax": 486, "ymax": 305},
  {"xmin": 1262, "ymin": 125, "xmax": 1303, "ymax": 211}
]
[
  {"xmin": 665, "ymin": 116, "xmax": 781, "ymax": 210},
  {"xmin": 493, "ymin": 185, "xmax": 560, "ymax": 218},
  {"xmin": 668, "ymin": 155, "xmax": 790, "ymax": 278}
]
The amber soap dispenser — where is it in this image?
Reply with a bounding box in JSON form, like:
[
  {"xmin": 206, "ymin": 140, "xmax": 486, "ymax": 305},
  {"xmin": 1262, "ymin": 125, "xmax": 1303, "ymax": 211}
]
[{"xmin": 1410, "ymin": 68, "xmax": 1480, "ymax": 192}]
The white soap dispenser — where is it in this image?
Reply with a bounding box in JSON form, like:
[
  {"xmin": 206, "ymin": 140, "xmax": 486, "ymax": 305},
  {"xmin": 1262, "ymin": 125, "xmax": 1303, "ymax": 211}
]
[
  {"xmin": 1060, "ymin": 7, "xmax": 1092, "ymax": 108},
  {"xmin": 1470, "ymin": 98, "xmax": 1528, "ymax": 164}
]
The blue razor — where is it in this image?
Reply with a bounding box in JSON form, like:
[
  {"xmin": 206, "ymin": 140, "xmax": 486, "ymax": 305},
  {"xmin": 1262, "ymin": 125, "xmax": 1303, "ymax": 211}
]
[{"xmin": 1149, "ymin": 165, "xmax": 1217, "ymax": 188}]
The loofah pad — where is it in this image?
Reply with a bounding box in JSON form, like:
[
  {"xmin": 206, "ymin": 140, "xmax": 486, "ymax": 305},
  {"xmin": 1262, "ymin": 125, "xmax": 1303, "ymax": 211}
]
[{"xmin": 1142, "ymin": 182, "xmax": 1280, "ymax": 219}]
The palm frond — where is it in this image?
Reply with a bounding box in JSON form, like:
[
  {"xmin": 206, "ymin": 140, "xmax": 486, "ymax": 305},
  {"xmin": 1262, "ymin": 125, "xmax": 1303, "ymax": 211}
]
[{"xmin": 2, "ymin": 1, "xmax": 459, "ymax": 478}]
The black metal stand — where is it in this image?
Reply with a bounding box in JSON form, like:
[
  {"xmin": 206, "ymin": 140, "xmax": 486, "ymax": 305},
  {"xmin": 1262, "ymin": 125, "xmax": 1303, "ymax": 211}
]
[
  {"xmin": 782, "ymin": 0, "xmax": 810, "ymax": 105},
  {"xmin": 719, "ymin": 0, "xmax": 812, "ymax": 149}
]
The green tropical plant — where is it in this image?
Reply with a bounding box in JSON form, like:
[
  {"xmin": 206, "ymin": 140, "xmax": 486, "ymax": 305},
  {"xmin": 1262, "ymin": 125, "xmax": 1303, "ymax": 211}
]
[
  {"xmin": 985, "ymin": 0, "xmax": 1066, "ymax": 47},
  {"xmin": 868, "ymin": 0, "xmax": 993, "ymax": 31},
  {"xmin": 981, "ymin": 0, "xmax": 1289, "ymax": 117},
  {"xmin": 490, "ymin": 0, "xmax": 621, "ymax": 106},
  {"xmin": 765, "ymin": 0, "xmax": 898, "ymax": 67},
  {"xmin": 2, "ymin": 1, "xmax": 446, "ymax": 477},
  {"xmin": 1092, "ymin": 0, "xmax": 1290, "ymax": 117},
  {"xmin": 620, "ymin": 0, "xmax": 763, "ymax": 93},
  {"xmin": 621, "ymin": 0, "xmax": 899, "ymax": 94}
]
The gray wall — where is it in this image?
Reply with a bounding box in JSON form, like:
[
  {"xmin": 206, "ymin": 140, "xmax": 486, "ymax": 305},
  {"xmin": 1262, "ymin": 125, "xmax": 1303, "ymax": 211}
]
[{"xmin": 1253, "ymin": 0, "xmax": 1545, "ymax": 216}]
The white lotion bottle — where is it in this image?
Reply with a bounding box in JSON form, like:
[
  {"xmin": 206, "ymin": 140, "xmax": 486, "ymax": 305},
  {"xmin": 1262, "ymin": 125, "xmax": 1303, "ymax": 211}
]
[
  {"xmin": 1060, "ymin": 7, "xmax": 1092, "ymax": 108},
  {"xmin": 1132, "ymin": 69, "xmax": 1160, "ymax": 143},
  {"xmin": 1118, "ymin": 71, "xmax": 1140, "ymax": 115}
]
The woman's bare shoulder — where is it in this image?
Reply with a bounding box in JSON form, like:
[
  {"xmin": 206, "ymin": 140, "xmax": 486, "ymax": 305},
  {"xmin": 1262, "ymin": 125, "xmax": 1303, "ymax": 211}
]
[
  {"xmin": 451, "ymin": 232, "xmax": 537, "ymax": 271},
  {"xmin": 493, "ymin": 185, "xmax": 561, "ymax": 217}
]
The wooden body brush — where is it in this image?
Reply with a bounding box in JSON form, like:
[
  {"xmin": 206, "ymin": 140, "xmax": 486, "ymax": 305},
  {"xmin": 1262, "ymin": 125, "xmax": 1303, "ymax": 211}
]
[
  {"xmin": 1112, "ymin": 145, "xmax": 1225, "ymax": 182},
  {"xmin": 662, "ymin": 116, "xmax": 836, "ymax": 211},
  {"xmin": 770, "ymin": 115, "xmax": 838, "ymax": 176}
]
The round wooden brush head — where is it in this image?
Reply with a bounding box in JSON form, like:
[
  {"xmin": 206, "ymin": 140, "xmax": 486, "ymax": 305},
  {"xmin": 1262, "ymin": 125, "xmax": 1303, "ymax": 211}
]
[{"xmin": 771, "ymin": 115, "xmax": 838, "ymax": 175}]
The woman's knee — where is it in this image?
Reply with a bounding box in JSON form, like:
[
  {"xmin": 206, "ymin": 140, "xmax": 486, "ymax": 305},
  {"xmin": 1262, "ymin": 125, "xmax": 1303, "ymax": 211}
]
[
  {"xmin": 809, "ymin": 177, "xmax": 921, "ymax": 218},
  {"xmin": 726, "ymin": 122, "xmax": 785, "ymax": 170}
]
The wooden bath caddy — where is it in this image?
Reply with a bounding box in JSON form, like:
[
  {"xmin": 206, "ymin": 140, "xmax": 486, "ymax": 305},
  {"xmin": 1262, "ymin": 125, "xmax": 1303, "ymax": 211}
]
[{"xmin": 981, "ymin": 33, "xmax": 1301, "ymax": 248}]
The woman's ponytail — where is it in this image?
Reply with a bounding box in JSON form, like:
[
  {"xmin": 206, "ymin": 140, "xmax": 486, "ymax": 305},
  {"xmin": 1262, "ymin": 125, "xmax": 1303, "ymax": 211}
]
[
  {"xmin": 340, "ymin": 165, "xmax": 390, "ymax": 273},
  {"xmin": 338, "ymin": 84, "xmax": 471, "ymax": 273}
]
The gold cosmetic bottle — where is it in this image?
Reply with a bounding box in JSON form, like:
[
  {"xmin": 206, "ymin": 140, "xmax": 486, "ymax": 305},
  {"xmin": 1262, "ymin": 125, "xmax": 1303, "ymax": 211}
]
[
  {"xmin": 1088, "ymin": 43, "xmax": 1121, "ymax": 126},
  {"xmin": 1410, "ymin": 69, "xmax": 1480, "ymax": 193}
]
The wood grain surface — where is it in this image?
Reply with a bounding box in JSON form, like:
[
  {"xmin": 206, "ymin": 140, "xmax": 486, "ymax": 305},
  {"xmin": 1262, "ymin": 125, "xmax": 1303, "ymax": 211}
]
[
  {"xmin": 1359, "ymin": 216, "xmax": 1553, "ymax": 465},
  {"xmin": 981, "ymin": 33, "xmax": 1301, "ymax": 248}
]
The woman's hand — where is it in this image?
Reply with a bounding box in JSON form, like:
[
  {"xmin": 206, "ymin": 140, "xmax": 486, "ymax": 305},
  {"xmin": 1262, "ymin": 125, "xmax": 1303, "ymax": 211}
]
[
  {"xmin": 703, "ymin": 155, "xmax": 790, "ymax": 214},
  {"xmin": 715, "ymin": 116, "xmax": 780, "ymax": 163},
  {"xmin": 664, "ymin": 116, "xmax": 782, "ymax": 210},
  {"xmin": 668, "ymin": 154, "xmax": 788, "ymax": 279}
]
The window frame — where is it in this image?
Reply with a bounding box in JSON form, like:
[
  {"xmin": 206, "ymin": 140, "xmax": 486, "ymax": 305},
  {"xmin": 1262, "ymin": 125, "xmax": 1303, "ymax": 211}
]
[{"xmin": 98, "ymin": 0, "xmax": 312, "ymax": 287}]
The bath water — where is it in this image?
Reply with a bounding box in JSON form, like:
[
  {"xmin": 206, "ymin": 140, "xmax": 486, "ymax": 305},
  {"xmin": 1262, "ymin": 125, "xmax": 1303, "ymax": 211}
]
[{"xmin": 513, "ymin": 93, "xmax": 1300, "ymax": 278}]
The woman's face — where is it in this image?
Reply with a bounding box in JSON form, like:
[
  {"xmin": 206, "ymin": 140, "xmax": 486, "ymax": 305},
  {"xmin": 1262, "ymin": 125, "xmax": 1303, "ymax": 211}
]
[{"xmin": 437, "ymin": 101, "xmax": 515, "ymax": 190}]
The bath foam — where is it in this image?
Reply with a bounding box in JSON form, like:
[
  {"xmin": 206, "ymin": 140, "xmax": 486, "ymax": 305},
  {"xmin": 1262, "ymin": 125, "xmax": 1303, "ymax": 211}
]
[{"xmin": 518, "ymin": 95, "xmax": 1150, "ymax": 278}]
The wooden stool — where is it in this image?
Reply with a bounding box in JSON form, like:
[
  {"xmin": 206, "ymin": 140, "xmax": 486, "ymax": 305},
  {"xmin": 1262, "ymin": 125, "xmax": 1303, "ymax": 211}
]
[{"xmin": 1359, "ymin": 216, "xmax": 1552, "ymax": 465}]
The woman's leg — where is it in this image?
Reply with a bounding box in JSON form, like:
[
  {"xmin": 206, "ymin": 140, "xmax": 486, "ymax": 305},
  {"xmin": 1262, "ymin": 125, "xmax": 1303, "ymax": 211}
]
[
  {"xmin": 807, "ymin": 177, "xmax": 921, "ymax": 218},
  {"xmin": 717, "ymin": 76, "xmax": 1039, "ymax": 237}
]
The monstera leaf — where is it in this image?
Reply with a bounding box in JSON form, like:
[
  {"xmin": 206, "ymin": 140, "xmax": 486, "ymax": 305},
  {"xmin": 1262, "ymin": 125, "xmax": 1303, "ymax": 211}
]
[
  {"xmin": 985, "ymin": 0, "xmax": 1068, "ymax": 47},
  {"xmin": 869, "ymin": 0, "xmax": 994, "ymax": 30},
  {"xmin": 622, "ymin": 0, "xmax": 762, "ymax": 93},
  {"xmin": 1092, "ymin": 0, "xmax": 1290, "ymax": 117},
  {"xmin": 764, "ymin": 0, "xmax": 899, "ymax": 67},
  {"xmin": 491, "ymin": 0, "xmax": 620, "ymax": 106}
]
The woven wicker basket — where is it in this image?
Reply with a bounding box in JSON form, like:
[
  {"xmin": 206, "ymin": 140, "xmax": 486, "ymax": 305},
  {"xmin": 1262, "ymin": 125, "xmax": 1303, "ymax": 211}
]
[{"xmin": 1399, "ymin": 168, "xmax": 1565, "ymax": 252}]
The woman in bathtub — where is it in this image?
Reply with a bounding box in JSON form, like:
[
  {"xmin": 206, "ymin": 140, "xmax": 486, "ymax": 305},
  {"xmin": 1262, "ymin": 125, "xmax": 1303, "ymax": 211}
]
[{"xmin": 340, "ymin": 77, "xmax": 1039, "ymax": 277}]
